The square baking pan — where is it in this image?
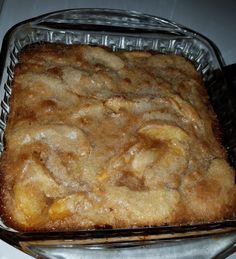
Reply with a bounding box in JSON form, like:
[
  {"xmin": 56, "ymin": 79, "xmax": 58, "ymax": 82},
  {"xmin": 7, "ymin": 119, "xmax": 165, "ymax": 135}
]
[{"xmin": 0, "ymin": 8, "xmax": 235, "ymax": 258}]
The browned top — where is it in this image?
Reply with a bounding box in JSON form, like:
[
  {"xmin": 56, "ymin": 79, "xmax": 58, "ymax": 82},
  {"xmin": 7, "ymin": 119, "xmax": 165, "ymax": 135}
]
[{"xmin": 0, "ymin": 43, "xmax": 235, "ymax": 231}]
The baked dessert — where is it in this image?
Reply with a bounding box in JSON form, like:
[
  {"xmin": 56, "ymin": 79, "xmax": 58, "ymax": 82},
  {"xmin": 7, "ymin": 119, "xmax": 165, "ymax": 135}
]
[{"xmin": 0, "ymin": 43, "xmax": 235, "ymax": 231}]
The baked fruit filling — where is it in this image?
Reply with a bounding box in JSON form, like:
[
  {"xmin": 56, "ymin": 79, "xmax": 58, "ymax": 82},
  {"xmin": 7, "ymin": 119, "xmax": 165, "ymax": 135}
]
[{"xmin": 0, "ymin": 44, "xmax": 235, "ymax": 231}]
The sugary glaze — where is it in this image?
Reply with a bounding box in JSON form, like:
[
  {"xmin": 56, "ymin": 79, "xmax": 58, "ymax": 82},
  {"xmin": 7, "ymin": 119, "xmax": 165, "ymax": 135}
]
[{"xmin": 0, "ymin": 44, "xmax": 235, "ymax": 231}]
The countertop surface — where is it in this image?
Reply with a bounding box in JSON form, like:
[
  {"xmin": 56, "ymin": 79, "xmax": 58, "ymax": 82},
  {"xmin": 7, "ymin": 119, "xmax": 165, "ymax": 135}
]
[{"xmin": 0, "ymin": 0, "xmax": 235, "ymax": 258}]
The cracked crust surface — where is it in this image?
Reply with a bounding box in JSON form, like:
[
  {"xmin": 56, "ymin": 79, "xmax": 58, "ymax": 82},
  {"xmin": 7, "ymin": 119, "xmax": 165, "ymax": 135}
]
[{"xmin": 0, "ymin": 43, "xmax": 235, "ymax": 231}]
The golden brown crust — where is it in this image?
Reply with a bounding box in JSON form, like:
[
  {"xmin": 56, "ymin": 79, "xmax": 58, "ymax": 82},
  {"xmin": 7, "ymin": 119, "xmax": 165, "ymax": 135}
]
[{"xmin": 0, "ymin": 43, "xmax": 235, "ymax": 231}]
